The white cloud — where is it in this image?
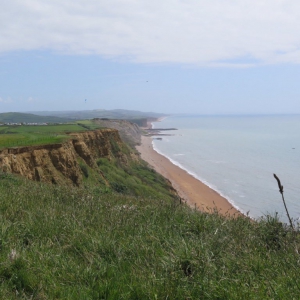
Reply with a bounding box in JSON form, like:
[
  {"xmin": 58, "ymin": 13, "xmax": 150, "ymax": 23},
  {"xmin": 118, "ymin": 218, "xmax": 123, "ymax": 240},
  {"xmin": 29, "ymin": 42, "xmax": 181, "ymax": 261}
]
[
  {"xmin": 1, "ymin": 0, "xmax": 300, "ymax": 66},
  {"xmin": 27, "ymin": 97, "xmax": 35, "ymax": 103},
  {"xmin": 0, "ymin": 97, "xmax": 12, "ymax": 104}
]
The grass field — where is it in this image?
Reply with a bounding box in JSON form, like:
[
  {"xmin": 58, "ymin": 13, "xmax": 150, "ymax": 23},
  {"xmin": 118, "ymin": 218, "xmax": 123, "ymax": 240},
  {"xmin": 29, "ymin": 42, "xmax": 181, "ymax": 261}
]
[
  {"xmin": 76, "ymin": 120, "xmax": 106, "ymax": 130},
  {"xmin": 0, "ymin": 122, "xmax": 105, "ymax": 149},
  {"xmin": 0, "ymin": 170, "xmax": 299, "ymax": 299}
]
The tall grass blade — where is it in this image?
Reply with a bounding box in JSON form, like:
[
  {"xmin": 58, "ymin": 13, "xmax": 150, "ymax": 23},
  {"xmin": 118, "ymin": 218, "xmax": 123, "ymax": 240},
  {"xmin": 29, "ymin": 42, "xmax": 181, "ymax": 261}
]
[{"xmin": 273, "ymin": 173, "xmax": 294, "ymax": 230}]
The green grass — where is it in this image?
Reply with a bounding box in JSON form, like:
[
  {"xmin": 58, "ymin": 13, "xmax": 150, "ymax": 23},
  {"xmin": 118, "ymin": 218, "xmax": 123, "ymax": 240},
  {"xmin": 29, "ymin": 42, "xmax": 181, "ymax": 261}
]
[
  {"xmin": 0, "ymin": 172, "xmax": 299, "ymax": 299},
  {"xmin": 0, "ymin": 123, "xmax": 103, "ymax": 149},
  {"xmin": 0, "ymin": 133, "xmax": 69, "ymax": 148},
  {"xmin": 95, "ymin": 157, "xmax": 175, "ymax": 198},
  {"xmin": 0, "ymin": 124, "xmax": 87, "ymax": 135},
  {"xmin": 76, "ymin": 120, "xmax": 105, "ymax": 130}
]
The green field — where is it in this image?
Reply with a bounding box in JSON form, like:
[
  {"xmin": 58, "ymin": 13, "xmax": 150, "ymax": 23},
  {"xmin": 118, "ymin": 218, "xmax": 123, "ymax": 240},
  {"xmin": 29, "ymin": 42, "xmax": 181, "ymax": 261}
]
[
  {"xmin": 0, "ymin": 169, "xmax": 299, "ymax": 299},
  {"xmin": 76, "ymin": 120, "xmax": 106, "ymax": 130},
  {"xmin": 0, "ymin": 122, "xmax": 104, "ymax": 149}
]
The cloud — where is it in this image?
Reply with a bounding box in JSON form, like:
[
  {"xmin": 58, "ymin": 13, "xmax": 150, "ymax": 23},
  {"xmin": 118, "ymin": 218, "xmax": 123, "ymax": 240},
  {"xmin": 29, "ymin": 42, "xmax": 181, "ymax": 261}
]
[
  {"xmin": 1, "ymin": 0, "xmax": 300, "ymax": 66},
  {"xmin": 27, "ymin": 97, "xmax": 36, "ymax": 103},
  {"xmin": 0, "ymin": 97, "xmax": 12, "ymax": 104}
]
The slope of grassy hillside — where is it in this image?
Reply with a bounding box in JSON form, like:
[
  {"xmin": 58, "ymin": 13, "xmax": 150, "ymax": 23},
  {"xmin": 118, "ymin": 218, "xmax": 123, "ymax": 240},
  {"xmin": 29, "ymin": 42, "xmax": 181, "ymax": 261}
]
[
  {"xmin": 0, "ymin": 112, "xmax": 73, "ymax": 124},
  {"xmin": 0, "ymin": 170, "xmax": 299, "ymax": 299}
]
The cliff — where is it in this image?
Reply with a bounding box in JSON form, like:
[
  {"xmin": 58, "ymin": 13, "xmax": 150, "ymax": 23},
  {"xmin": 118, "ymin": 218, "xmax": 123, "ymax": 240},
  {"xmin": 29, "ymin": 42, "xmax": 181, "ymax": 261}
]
[
  {"xmin": 0, "ymin": 129, "xmax": 133, "ymax": 186},
  {"xmin": 92, "ymin": 118, "xmax": 142, "ymax": 146}
]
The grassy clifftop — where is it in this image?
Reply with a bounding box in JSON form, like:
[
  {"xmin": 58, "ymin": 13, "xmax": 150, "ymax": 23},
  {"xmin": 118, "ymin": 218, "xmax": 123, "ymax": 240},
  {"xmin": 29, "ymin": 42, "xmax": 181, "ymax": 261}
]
[
  {"xmin": 0, "ymin": 172, "xmax": 299, "ymax": 299},
  {"xmin": 0, "ymin": 119, "xmax": 142, "ymax": 149}
]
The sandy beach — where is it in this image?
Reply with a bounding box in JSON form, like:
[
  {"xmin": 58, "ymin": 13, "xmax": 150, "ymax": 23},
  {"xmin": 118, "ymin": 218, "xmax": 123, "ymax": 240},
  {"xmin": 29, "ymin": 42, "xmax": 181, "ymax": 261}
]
[{"xmin": 136, "ymin": 135, "xmax": 242, "ymax": 217}]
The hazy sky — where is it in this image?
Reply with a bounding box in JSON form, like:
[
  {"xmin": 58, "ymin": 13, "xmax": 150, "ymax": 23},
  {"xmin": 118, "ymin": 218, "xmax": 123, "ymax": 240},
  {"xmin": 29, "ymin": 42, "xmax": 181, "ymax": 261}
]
[{"xmin": 1, "ymin": 0, "xmax": 300, "ymax": 114}]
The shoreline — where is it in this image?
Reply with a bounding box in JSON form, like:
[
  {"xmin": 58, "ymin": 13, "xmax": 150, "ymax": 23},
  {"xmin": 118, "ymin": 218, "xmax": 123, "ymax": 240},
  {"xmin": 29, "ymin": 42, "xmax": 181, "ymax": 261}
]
[{"xmin": 136, "ymin": 135, "xmax": 242, "ymax": 217}]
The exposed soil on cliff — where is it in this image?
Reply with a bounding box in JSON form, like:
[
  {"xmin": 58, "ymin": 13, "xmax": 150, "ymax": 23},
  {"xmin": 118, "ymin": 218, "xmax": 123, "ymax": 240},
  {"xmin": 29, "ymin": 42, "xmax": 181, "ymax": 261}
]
[
  {"xmin": 0, "ymin": 129, "xmax": 136, "ymax": 186},
  {"xmin": 92, "ymin": 119, "xmax": 143, "ymax": 146}
]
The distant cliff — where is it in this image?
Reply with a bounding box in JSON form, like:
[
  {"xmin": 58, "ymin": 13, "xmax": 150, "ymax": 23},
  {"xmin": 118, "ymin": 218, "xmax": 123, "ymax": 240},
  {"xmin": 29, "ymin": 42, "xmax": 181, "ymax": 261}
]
[
  {"xmin": 92, "ymin": 118, "xmax": 143, "ymax": 146},
  {"xmin": 0, "ymin": 129, "xmax": 136, "ymax": 186}
]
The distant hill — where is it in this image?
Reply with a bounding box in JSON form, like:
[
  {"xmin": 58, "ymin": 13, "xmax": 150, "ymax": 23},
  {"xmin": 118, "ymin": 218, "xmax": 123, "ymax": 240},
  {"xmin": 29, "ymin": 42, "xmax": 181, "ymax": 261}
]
[
  {"xmin": 0, "ymin": 112, "xmax": 73, "ymax": 123},
  {"xmin": 27, "ymin": 109, "xmax": 167, "ymax": 120}
]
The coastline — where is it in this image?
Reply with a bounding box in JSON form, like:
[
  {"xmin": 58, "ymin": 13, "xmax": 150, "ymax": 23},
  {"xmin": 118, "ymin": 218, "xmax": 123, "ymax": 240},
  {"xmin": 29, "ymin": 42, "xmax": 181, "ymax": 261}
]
[{"xmin": 136, "ymin": 135, "xmax": 242, "ymax": 217}]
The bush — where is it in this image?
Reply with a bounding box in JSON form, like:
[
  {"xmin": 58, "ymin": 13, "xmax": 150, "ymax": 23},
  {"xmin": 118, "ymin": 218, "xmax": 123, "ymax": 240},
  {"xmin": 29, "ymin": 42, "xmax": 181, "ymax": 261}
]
[
  {"xmin": 111, "ymin": 181, "xmax": 127, "ymax": 193},
  {"xmin": 79, "ymin": 163, "xmax": 89, "ymax": 178}
]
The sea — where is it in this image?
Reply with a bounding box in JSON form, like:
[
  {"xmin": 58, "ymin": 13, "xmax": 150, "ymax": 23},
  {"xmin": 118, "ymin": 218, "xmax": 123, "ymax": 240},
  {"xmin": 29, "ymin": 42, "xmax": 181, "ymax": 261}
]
[{"xmin": 151, "ymin": 115, "xmax": 300, "ymax": 224}]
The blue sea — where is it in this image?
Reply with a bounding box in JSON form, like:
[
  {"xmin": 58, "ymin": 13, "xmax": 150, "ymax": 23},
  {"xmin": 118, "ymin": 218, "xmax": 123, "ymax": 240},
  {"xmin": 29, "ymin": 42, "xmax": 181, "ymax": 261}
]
[{"xmin": 152, "ymin": 115, "xmax": 300, "ymax": 223}]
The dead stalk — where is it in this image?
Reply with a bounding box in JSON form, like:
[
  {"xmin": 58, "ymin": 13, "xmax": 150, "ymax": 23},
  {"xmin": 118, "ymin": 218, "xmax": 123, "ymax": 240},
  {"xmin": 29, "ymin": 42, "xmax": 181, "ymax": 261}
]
[{"xmin": 273, "ymin": 173, "xmax": 294, "ymax": 230}]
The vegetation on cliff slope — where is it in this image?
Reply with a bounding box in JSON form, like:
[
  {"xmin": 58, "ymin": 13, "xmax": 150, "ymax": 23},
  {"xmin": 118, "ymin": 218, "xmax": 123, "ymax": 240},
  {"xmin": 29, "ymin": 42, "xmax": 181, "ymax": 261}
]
[{"xmin": 0, "ymin": 170, "xmax": 300, "ymax": 299}]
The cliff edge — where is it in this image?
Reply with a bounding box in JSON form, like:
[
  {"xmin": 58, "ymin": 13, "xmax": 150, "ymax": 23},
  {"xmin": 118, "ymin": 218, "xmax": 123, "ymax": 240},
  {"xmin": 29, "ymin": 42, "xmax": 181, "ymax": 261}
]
[{"xmin": 0, "ymin": 129, "xmax": 134, "ymax": 186}]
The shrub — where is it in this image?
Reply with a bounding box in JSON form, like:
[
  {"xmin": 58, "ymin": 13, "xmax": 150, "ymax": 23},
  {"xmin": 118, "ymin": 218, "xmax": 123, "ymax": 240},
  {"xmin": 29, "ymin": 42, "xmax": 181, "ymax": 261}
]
[
  {"xmin": 111, "ymin": 182, "xmax": 127, "ymax": 193},
  {"xmin": 79, "ymin": 163, "xmax": 89, "ymax": 178}
]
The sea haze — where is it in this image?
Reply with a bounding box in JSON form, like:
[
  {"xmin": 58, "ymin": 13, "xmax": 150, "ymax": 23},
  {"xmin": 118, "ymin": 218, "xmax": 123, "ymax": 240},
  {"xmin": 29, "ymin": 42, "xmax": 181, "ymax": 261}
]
[{"xmin": 152, "ymin": 115, "xmax": 300, "ymax": 223}]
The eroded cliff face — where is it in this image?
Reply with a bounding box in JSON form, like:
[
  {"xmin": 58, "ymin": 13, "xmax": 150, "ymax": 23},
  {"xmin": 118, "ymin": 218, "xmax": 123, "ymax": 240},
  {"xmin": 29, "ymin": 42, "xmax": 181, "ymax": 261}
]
[
  {"xmin": 92, "ymin": 119, "xmax": 142, "ymax": 146},
  {"xmin": 0, "ymin": 129, "xmax": 130, "ymax": 186}
]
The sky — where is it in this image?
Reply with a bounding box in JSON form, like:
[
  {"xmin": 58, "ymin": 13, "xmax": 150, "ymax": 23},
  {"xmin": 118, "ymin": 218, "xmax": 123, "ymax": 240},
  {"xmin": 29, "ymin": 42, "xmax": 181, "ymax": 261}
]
[{"xmin": 1, "ymin": 0, "xmax": 300, "ymax": 115}]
